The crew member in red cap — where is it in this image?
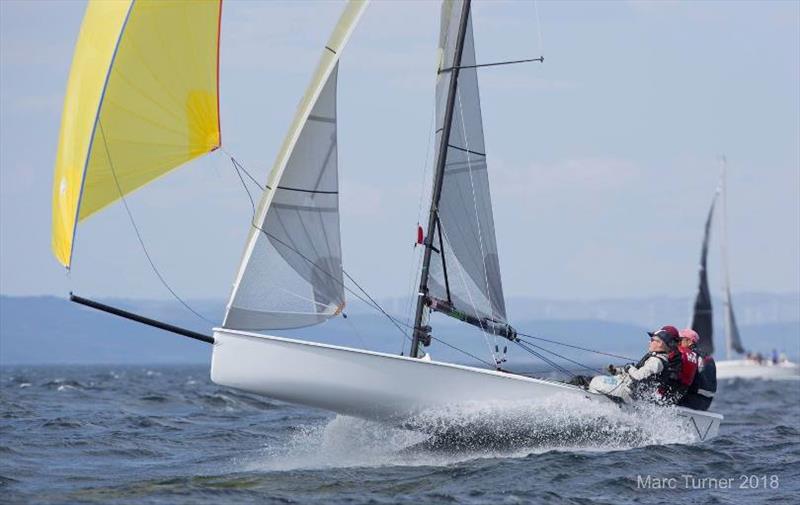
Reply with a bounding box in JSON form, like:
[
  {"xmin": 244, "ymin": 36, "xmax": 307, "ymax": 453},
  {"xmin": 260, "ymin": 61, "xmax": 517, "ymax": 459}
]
[
  {"xmin": 677, "ymin": 328, "xmax": 717, "ymax": 411},
  {"xmin": 676, "ymin": 328, "xmax": 699, "ymax": 393}
]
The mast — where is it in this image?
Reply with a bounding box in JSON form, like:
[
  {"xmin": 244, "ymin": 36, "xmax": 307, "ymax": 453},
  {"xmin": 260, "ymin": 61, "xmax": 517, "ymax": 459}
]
[
  {"xmin": 410, "ymin": 0, "xmax": 473, "ymax": 358},
  {"xmin": 720, "ymin": 156, "xmax": 732, "ymax": 360}
]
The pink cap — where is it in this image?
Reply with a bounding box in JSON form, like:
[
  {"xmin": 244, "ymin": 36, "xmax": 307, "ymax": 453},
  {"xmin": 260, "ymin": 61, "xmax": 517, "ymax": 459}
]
[{"xmin": 679, "ymin": 328, "xmax": 699, "ymax": 344}]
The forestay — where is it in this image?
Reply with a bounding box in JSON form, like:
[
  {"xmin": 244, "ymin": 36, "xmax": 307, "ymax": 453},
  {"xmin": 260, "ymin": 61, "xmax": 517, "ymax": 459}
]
[
  {"xmin": 427, "ymin": 0, "xmax": 508, "ymax": 324},
  {"xmin": 223, "ymin": 1, "xmax": 368, "ymax": 331},
  {"xmin": 52, "ymin": 0, "xmax": 222, "ymax": 268},
  {"xmin": 690, "ymin": 191, "xmax": 718, "ymax": 356}
]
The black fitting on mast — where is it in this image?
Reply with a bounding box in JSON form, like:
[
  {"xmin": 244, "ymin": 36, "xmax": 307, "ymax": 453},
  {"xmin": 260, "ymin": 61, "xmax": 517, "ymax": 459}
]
[{"xmin": 411, "ymin": 0, "xmax": 474, "ymax": 358}]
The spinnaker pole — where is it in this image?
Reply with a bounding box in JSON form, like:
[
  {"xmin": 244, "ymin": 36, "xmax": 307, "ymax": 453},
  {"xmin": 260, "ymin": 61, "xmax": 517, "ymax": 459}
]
[
  {"xmin": 70, "ymin": 293, "xmax": 214, "ymax": 344},
  {"xmin": 410, "ymin": 0, "xmax": 472, "ymax": 358}
]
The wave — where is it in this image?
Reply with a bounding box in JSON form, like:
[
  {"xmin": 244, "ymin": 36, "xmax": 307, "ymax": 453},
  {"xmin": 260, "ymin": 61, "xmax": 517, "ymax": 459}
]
[{"xmin": 246, "ymin": 394, "xmax": 699, "ymax": 471}]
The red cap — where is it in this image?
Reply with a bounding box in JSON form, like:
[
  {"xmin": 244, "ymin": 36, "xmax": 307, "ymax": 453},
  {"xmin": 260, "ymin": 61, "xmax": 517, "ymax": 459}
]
[
  {"xmin": 660, "ymin": 325, "xmax": 680, "ymax": 339},
  {"xmin": 648, "ymin": 325, "xmax": 679, "ymax": 338}
]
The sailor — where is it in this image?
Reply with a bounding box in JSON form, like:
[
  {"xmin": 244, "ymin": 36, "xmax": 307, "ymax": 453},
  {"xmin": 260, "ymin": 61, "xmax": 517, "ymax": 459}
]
[
  {"xmin": 588, "ymin": 325, "xmax": 686, "ymax": 405},
  {"xmin": 676, "ymin": 328, "xmax": 699, "ymax": 392},
  {"xmin": 677, "ymin": 328, "xmax": 716, "ymax": 411},
  {"xmin": 627, "ymin": 325, "xmax": 686, "ymax": 404}
]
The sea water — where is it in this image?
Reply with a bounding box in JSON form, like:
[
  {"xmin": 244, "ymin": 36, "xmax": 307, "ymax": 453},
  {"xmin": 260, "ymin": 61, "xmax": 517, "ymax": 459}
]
[{"xmin": 1, "ymin": 365, "xmax": 798, "ymax": 504}]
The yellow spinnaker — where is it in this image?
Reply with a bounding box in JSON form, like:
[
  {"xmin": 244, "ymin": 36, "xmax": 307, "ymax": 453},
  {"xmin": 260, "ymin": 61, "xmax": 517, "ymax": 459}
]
[{"xmin": 52, "ymin": 0, "xmax": 222, "ymax": 268}]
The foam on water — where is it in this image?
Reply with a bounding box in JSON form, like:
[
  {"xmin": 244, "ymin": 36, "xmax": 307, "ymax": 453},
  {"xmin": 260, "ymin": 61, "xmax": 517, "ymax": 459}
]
[{"xmin": 247, "ymin": 393, "xmax": 697, "ymax": 471}]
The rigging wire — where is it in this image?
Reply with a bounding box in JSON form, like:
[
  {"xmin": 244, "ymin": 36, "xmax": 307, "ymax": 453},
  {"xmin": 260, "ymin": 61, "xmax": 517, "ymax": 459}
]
[
  {"xmin": 229, "ymin": 156, "xmax": 619, "ymax": 377},
  {"xmin": 402, "ymin": 104, "xmax": 438, "ymax": 355},
  {"xmin": 92, "ymin": 119, "xmax": 620, "ymax": 381},
  {"xmin": 515, "ymin": 338, "xmax": 603, "ymax": 375},
  {"xmin": 437, "ymin": 221, "xmax": 499, "ymax": 365},
  {"xmin": 430, "ymin": 335, "xmax": 496, "ymax": 368},
  {"xmin": 342, "ymin": 311, "xmax": 370, "ymax": 350},
  {"xmin": 229, "ymin": 156, "xmax": 412, "ymax": 344},
  {"xmin": 230, "ymin": 154, "xmax": 264, "ymax": 191},
  {"xmin": 455, "ymin": 86, "xmax": 500, "ymax": 362},
  {"xmin": 343, "ymin": 270, "xmax": 411, "ymax": 344},
  {"xmin": 514, "ymin": 339, "xmax": 574, "ymax": 377},
  {"xmin": 97, "ymin": 120, "xmax": 216, "ymax": 325},
  {"xmin": 516, "ymin": 332, "xmax": 635, "ymax": 362},
  {"xmin": 229, "ymin": 155, "xmax": 515, "ymax": 371}
]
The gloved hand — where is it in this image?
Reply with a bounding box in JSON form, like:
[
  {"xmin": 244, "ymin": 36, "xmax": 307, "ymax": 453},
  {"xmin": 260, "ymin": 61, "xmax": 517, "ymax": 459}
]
[
  {"xmin": 623, "ymin": 363, "xmax": 634, "ymax": 373},
  {"xmin": 607, "ymin": 364, "xmax": 618, "ymax": 375}
]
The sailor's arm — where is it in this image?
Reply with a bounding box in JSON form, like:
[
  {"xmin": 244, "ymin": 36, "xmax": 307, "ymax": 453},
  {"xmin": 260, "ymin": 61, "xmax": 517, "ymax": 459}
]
[{"xmin": 626, "ymin": 356, "xmax": 664, "ymax": 381}]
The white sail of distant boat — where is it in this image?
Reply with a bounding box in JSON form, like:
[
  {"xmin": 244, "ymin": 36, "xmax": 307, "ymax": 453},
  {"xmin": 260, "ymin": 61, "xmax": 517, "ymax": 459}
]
[
  {"xmin": 689, "ymin": 158, "xmax": 798, "ymax": 379},
  {"xmin": 54, "ymin": 0, "xmax": 724, "ymax": 442}
]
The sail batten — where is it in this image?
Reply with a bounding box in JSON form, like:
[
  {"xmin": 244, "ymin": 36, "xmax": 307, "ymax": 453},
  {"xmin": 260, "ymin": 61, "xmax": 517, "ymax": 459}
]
[{"xmin": 224, "ymin": 1, "xmax": 368, "ymax": 331}]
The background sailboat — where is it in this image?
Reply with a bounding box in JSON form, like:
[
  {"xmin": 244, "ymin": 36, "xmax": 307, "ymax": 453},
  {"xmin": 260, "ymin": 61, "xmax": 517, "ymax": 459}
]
[{"xmin": 689, "ymin": 158, "xmax": 798, "ymax": 379}]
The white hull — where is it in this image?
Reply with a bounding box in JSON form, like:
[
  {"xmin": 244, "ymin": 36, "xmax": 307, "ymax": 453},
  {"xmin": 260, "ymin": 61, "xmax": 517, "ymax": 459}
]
[
  {"xmin": 210, "ymin": 329, "xmax": 722, "ymax": 442},
  {"xmin": 716, "ymin": 359, "xmax": 800, "ymax": 379}
]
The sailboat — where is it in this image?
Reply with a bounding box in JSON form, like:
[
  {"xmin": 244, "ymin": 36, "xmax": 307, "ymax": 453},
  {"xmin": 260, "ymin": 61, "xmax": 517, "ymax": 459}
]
[
  {"xmin": 689, "ymin": 158, "xmax": 798, "ymax": 379},
  {"xmin": 53, "ymin": 0, "xmax": 722, "ymax": 442}
]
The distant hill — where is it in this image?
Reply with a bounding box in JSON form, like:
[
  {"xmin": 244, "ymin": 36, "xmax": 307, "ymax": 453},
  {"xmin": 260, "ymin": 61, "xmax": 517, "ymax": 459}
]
[
  {"xmin": 1, "ymin": 295, "xmax": 797, "ymax": 365},
  {"xmin": 0, "ymin": 296, "xmax": 216, "ymax": 365}
]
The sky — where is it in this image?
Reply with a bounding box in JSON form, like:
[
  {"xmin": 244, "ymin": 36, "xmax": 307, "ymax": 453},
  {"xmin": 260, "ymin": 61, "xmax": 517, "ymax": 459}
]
[{"xmin": 1, "ymin": 0, "xmax": 798, "ymax": 306}]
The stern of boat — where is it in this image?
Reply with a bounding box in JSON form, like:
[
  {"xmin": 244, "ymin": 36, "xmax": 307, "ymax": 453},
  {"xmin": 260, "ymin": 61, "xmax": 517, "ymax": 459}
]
[{"xmin": 676, "ymin": 407, "xmax": 722, "ymax": 442}]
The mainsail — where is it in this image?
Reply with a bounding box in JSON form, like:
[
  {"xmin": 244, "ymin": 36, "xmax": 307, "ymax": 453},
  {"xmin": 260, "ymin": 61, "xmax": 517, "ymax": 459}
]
[
  {"xmin": 223, "ymin": 1, "xmax": 368, "ymax": 331},
  {"xmin": 690, "ymin": 191, "xmax": 718, "ymax": 356},
  {"xmin": 52, "ymin": 0, "xmax": 222, "ymax": 268},
  {"xmin": 429, "ymin": 0, "xmax": 507, "ymax": 323},
  {"xmin": 412, "ymin": 0, "xmax": 511, "ymax": 357}
]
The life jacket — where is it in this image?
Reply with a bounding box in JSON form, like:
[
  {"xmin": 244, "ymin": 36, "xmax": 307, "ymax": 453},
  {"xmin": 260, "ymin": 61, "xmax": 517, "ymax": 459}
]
[
  {"xmin": 632, "ymin": 350, "xmax": 685, "ymax": 404},
  {"xmin": 677, "ymin": 346, "xmax": 699, "ymax": 388}
]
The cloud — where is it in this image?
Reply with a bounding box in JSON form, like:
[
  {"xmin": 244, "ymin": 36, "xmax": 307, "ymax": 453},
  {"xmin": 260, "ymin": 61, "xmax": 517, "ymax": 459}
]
[
  {"xmin": 626, "ymin": 0, "xmax": 684, "ymax": 13},
  {"xmin": 480, "ymin": 73, "xmax": 580, "ymax": 93},
  {"xmin": 491, "ymin": 157, "xmax": 643, "ymax": 199}
]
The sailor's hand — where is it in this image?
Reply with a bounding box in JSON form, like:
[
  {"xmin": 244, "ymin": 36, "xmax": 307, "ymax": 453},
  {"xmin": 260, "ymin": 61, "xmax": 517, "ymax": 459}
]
[
  {"xmin": 607, "ymin": 364, "xmax": 618, "ymax": 375},
  {"xmin": 623, "ymin": 364, "xmax": 633, "ymax": 373}
]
